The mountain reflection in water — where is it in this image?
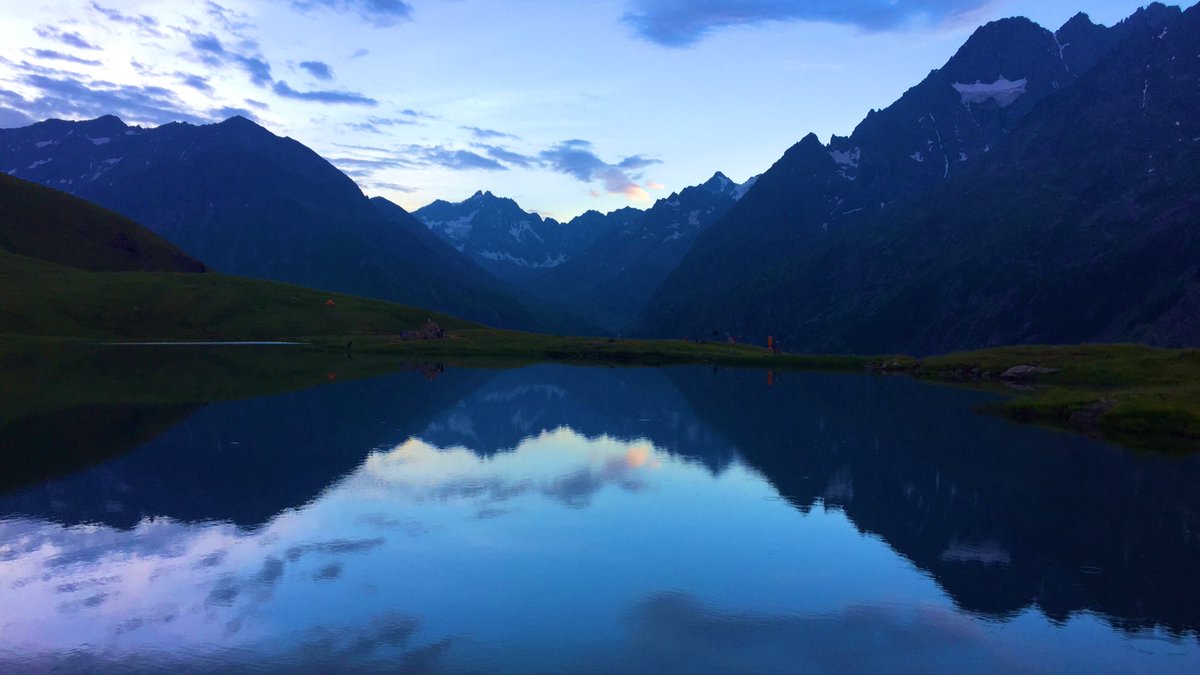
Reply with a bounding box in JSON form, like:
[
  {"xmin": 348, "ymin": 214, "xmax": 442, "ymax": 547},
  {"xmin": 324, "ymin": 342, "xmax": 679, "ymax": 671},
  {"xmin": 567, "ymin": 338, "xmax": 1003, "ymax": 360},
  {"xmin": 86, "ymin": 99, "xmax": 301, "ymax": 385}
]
[{"xmin": 1, "ymin": 365, "xmax": 1198, "ymax": 673}]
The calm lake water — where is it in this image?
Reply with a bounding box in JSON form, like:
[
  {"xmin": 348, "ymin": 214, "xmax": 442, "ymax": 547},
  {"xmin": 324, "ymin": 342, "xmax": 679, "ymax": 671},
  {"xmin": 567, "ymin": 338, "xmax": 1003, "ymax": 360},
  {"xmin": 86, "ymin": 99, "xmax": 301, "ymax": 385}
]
[{"xmin": 2, "ymin": 364, "xmax": 1199, "ymax": 673}]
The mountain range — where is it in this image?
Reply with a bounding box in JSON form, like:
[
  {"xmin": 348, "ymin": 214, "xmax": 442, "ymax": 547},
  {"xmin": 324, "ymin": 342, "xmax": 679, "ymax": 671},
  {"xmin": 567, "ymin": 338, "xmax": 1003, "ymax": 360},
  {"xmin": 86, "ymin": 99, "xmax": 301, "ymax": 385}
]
[
  {"xmin": 414, "ymin": 172, "xmax": 756, "ymax": 332},
  {"xmin": 643, "ymin": 2, "xmax": 1200, "ymax": 353},
  {"xmin": 0, "ymin": 115, "xmax": 532, "ymax": 329},
  {"xmin": 1, "ymin": 3, "xmax": 1197, "ymax": 354}
]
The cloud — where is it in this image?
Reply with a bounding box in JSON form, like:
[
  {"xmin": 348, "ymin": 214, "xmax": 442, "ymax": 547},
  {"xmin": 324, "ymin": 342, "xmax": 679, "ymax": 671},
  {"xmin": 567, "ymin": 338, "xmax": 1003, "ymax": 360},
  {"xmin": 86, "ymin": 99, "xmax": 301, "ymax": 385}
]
[
  {"xmin": 179, "ymin": 73, "xmax": 214, "ymax": 92},
  {"xmin": 400, "ymin": 108, "xmax": 437, "ymax": 120},
  {"xmin": 0, "ymin": 106, "xmax": 34, "ymax": 129},
  {"xmin": 362, "ymin": 180, "xmax": 418, "ymax": 193},
  {"xmin": 346, "ymin": 115, "xmax": 421, "ymax": 133},
  {"xmin": 187, "ymin": 33, "xmax": 274, "ymax": 87},
  {"xmin": 626, "ymin": 593, "xmax": 985, "ymax": 672},
  {"xmin": 27, "ymin": 49, "xmax": 102, "ymax": 66},
  {"xmin": 34, "ymin": 26, "xmax": 101, "ymax": 51},
  {"xmin": 8, "ymin": 71, "xmax": 206, "ymax": 126},
  {"xmin": 539, "ymin": 139, "xmax": 660, "ymax": 199},
  {"xmin": 299, "ymin": 60, "xmax": 334, "ymax": 80},
  {"xmin": 461, "ymin": 125, "xmax": 519, "ymax": 140},
  {"xmin": 273, "ymin": 81, "xmax": 377, "ymax": 105},
  {"xmin": 291, "ymin": 0, "xmax": 414, "ymax": 27},
  {"xmin": 329, "ymin": 154, "xmax": 416, "ymax": 179},
  {"xmin": 475, "ymin": 144, "xmax": 538, "ymax": 169},
  {"xmin": 621, "ymin": 0, "xmax": 992, "ymax": 47},
  {"xmin": 89, "ymin": 2, "xmax": 167, "ymax": 37},
  {"xmin": 417, "ymin": 147, "xmax": 506, "ymax": 171}
]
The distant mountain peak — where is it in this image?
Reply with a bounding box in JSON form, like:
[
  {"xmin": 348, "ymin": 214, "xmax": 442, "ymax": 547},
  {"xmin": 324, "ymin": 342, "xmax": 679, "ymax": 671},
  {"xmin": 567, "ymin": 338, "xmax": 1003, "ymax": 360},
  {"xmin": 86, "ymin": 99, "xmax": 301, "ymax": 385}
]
[
  {"xmin": 701, "ymin": 171, "xmax": 733, "ymax": 192},
  {"xmin": 1060, "ymin": 11, "xmax": 1097, "ymax": 32}
]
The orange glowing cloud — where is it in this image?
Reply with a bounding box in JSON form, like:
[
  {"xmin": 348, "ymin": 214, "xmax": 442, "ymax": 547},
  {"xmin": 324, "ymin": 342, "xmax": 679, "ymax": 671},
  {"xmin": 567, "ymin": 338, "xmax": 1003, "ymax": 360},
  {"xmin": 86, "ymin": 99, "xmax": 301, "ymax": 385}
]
[{"xmin": 626, "ymin": 445, "xmax": 652, "ymax": 468}]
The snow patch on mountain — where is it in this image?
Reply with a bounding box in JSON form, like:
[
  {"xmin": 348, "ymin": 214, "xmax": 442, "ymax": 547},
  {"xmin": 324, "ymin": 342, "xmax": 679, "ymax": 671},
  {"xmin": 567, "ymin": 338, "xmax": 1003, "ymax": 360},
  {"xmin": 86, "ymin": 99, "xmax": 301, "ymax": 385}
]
[
  {"xmin": 478, "ymin": 251, "xmax": 568, "ymax": 268},
  {"xmin": 953, "ymin": 78, "xmax": 1028, "ymax": 107},
  {"xmin": 509, "ymin": 220, "xmax": 544, "ymax": 243},
  {"xmin": 427, "ymin": 210, "xmax": 479, "ymax": 240},
  {"xmin": 733, "ymin": 176, "xmax": 758, "ymax": 201},
  {"xmin": 830, "ymin": 148, "xmax": 861, "ymax": 168}
]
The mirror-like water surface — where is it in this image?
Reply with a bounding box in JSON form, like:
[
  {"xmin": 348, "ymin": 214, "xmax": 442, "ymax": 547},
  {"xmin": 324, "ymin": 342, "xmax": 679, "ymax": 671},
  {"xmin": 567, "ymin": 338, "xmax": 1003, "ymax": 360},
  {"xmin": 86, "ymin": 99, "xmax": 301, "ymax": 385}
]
[{"xmin": 2, "ymin": 365, "xmax": 1199, "ymax": 672}]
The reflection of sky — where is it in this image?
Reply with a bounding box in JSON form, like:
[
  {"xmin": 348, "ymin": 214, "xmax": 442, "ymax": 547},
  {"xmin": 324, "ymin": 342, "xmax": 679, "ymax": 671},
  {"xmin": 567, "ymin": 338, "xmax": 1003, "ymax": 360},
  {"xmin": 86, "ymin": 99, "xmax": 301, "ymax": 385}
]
[{"xmin": 1, "ymin": 427, "xmax": 1196, "ymax": 672}]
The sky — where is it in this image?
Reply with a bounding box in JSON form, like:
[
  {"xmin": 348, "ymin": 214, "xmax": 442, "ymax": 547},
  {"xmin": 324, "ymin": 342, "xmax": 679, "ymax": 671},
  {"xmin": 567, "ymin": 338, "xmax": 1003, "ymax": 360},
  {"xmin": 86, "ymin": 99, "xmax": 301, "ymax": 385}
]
[{"xmin": 0, "ymin": 0, "xmax": 1173, "ymax": 219}]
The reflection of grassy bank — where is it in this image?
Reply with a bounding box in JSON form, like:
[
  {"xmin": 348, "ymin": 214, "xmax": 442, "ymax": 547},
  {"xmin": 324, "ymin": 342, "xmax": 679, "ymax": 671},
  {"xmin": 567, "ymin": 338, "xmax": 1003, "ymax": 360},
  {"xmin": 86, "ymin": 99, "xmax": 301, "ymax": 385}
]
[
  {"xmin": 911, "ymin": 344, "xmax": 1200, "ymax": 452},
  {"xmin": 317, "ymin": 330, "xmax": 878, "ymax": 370},
  {"xmin": 1, "ymin": 337, "xmax": 409, "ymax": 419},
  {"xmin": 0, "ymin": 338, "xmax": 416, "ymax": 495}
]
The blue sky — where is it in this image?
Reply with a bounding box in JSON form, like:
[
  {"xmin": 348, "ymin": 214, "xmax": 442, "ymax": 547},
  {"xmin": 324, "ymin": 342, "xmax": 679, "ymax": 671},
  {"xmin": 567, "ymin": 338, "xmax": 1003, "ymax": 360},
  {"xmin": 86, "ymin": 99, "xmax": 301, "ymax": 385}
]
[{"xmin": 0, "ymin": 1, "xmax": 1174, "ymax": 219}]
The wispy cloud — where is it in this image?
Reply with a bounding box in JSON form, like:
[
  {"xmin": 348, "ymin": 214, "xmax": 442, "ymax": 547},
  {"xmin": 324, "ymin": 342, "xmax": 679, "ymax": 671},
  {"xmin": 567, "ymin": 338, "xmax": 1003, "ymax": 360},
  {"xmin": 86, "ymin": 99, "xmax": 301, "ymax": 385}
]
[
  {"xmin": 346, "ymin": 115, "xmax": 421, "ymax": 133},
  {"xmin": 179, "ymin": 72, "xmax": 214, "ymax": 92},
  {"xmin": 362, "ymin": 180, "xmax": 418, "ymax": 193},
  {"xmin": 89, "ymin": 2, "xmax": 167, "ymax": 38},
  {"xmin": 187, "ymin": 33, "xmax": 273, "ymax": 87},
  {"xmin": 622, "ymin": 0, "xmax": 992, "ymax": 47},
  {"xmin": 415, "ymin": 146, "xmax": 506, "ymax": 171},
  {"xmin": 34, "ymin": 26, "xmax": 101, "ymax": 51},
  {"xmin": 299, "ymin": 60, "xmax": 334, "ymax": 80},
  {"xmin": 539, "ymin": 139, "xmax": 660, "ymax": 199},
  {"xmin": 461, "ymin": 125, "xmax": 519, "ymax": 140},
  {"xmin": 27, "ymin": 49, "xmax": 102, "ymax": 67},
  {"xmin": 6, "ymin": 70, "xmax": 207, "ymax": 125},
  {"xmin": 474, "ymin": 144, "xmax": 538, "ymax": 169},
  {"xmin": 291, "ymin": 0, "xmax": 414, "ymax": 27},
  {"xmin": 273, "ymin": 81, "xmax": 378, "ymax": 105}
]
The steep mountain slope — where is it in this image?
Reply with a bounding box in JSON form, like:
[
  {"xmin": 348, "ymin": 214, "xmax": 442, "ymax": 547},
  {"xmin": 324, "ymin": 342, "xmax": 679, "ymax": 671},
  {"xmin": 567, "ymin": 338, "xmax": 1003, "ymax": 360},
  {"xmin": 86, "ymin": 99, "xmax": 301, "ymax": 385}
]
[
  {"xmin": 642, "ymin": 3, "xmax": 1196, "ymax": 352},
  {"xmin": 0, "ymin": 173, "xmax": 204, "ymax": 273},
  {"xmin": 0, "ymin": 116, "xmax": 532, "ymax": 328}
]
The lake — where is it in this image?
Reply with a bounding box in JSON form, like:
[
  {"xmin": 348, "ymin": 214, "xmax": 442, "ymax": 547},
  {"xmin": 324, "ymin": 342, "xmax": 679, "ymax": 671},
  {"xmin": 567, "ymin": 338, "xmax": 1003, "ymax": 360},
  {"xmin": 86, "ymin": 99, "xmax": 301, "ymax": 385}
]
[{"xmin": 1, "ymin": 363, "xmax": 1199, "ymax": 673}]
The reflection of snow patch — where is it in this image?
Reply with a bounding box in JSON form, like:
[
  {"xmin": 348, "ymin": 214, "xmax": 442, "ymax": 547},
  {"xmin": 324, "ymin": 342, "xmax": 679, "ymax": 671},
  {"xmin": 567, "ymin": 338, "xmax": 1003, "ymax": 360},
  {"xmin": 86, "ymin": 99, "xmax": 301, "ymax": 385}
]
[
  {"xmin": 91, "ymin": 137, "xmax": 111, "ymax": 145},
  {"xmin": 28, "ymin": 159, "xmax": 51, "ymax": 169},
  {"xmin": 940, "ymin": 540, "xmax": 1011, "ymax": 566},
  {"xmin": 952, "ymin": 78, "xmax": 1028, "ymax": 107},
  {"xmin": 910, "ymin": 152, "xmax": 925, "ymax": 163}
]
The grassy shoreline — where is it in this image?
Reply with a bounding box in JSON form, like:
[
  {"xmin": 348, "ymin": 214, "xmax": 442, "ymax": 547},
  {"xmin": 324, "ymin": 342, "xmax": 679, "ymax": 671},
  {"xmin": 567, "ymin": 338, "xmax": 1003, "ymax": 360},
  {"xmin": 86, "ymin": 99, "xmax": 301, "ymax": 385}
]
[
  {"xmin": 5, "ymin": 332, "xmax": 1198, "ymax": 453},
  {"xmin": 907, "ymin": 344, "xmax": 1200, "ymax": 452}
]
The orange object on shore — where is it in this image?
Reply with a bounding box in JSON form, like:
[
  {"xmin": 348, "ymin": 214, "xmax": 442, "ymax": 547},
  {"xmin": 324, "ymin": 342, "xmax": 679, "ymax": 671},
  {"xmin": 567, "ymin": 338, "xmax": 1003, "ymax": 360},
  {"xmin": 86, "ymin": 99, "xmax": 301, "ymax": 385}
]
[
  {"xmin": 768, "ymin": 336, "xmax": 774, "ymax": 351},
  {"xmin": 325, "ymin": 299, "xmax": 336, "ymax": 307}
]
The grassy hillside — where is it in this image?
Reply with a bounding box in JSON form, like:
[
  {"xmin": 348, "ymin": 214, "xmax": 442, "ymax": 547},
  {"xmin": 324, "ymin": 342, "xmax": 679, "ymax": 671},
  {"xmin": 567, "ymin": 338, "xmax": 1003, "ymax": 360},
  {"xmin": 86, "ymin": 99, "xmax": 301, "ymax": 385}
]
[
  {"xmin": 0, "ymin": 173, "xmax": 205, "ymax": 273},
  {"xmin": 0, "ymin": 173, "xmax": 478, "ymax": 340},
  {"xmin": 0, "ymin": 249, "xmax": 475, "ymax": 339}
]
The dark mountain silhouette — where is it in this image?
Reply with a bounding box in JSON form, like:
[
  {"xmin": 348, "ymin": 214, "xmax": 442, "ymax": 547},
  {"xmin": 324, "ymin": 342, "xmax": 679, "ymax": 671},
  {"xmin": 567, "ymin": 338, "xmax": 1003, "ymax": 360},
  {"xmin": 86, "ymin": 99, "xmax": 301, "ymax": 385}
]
[
  {"xmin": 0, "ymin": 115, "xmax": 533, "ymax": 328},
  {"xmin": 641, "ymin": 3, "xmax": 1198, "ymax": 353},
  {"xmin": 420, "ymin": 171, "xmax": 755, "ymax": 334},
  {"xmin": 532, "ymin": 172, "xmax": 757, "ymax": 333}
]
